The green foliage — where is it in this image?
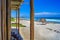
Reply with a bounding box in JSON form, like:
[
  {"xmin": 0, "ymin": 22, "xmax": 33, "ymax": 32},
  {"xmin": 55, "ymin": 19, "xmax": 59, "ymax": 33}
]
[
  {"xmin": 11, "ymin": 23, "xmax": 26, "ymax": 27},
  {"xmin": 11, "ymin": 17, "xmax": 15, "ymax": 21}
]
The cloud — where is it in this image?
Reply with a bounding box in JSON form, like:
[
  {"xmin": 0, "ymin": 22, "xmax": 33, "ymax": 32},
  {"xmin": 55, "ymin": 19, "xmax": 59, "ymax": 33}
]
[
  {"xmin": 35, "ymin": 12, "xmax": 49, "ymax": 15},
  {"xmin": 35, "ymin": 12, "xmax": 60, "ymax": 16}
]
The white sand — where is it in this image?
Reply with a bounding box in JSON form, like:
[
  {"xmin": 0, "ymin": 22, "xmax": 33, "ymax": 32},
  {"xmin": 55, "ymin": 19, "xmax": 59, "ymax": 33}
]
[{"xmin": 13, "ymin": 20, "xmax": 60, "ymax": 40}]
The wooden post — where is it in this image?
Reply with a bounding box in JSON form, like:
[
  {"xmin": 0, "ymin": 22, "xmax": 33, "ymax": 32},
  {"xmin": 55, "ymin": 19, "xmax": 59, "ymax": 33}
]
[
  {"xmin": 1, "ymin": 0, "xmax": 11, "ymax": 40},
  {"xmin": 0, "ymin": 0, "xmax": 2, "ymax": 40},
  {"xmin": 16, "ymin": 9, "xmax": 18, "ymax": 29},
  {"xmin": 30, "ymin": 0, "xmax": 34, "ymax": 40},
  {"xmin": 18, "ymin": 8, "xmax": 20, "ymax": 33},
  {"xmin": 6, "ymin": 0, "xmax": 11, "ymax": 40},
  {"xmin": 1, "ymin": 0, "xmax": 7, "ymax": 40}
]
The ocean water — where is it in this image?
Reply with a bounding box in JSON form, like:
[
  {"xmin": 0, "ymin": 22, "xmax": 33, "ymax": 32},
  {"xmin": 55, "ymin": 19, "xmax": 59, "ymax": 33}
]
[{"xmin": 20, "ymin": 17, "xmax": 60, "ymax": 23}]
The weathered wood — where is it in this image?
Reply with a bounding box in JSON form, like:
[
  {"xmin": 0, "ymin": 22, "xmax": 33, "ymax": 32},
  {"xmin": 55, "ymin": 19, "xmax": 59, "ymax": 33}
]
[
  {"xmin": 18, "ymin": 8, "xmax": 20, "ymax": 33},
  {"xmin": 11, "ymin": 1, "xmax": 20, "ymax": 10},
  {"xmin": 16, "ymin": 9, "xmax": 18, "ymax": 29},
  {"xmin": 11, "ymin": 0, "xmax": 23, "ymax": 10},
  {"xmin": 1, "ymin": 0, "xmax": 7, "ymax": 40},
  {"xmin": 6, "ymin": 0, "xmax": 11, "ymax": 40},
  {"xmin": 0, "ymin": 0, "xmax": 2, "ymax": 40},
  {"xmin": 30, "ymin": 0, "xmax": 34, "ymax": 40},
  {"xmin": 11, "ymin": 0, "xmax": 23, "ymax": 2},
  {"xmin": 1, "ymin": 0, "xmax": 22, "ymax": 40}
]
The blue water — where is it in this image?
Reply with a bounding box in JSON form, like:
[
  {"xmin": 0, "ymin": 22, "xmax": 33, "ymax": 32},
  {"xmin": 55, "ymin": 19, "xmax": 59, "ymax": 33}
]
[{"xmin": 20, "ymin": 17, "xmax": 60, "ymax": 23}]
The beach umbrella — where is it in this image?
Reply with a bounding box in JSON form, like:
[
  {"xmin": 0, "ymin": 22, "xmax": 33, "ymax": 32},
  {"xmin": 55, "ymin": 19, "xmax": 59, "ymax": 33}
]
[{"xmin": 39, "ymin": 18, "xmax": 46, "ymax": 23}]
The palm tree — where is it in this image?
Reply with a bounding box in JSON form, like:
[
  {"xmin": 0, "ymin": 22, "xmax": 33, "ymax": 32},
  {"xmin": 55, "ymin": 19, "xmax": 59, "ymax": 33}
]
[{"xmin": 30, "ymin": 0, "xmax": 34, "ymax": 40}]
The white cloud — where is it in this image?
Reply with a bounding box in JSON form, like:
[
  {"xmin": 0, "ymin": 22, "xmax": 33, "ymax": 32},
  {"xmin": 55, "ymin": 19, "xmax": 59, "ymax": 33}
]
[
  {"xmin": 35, "ymin": 12, "xmax": 60, "ymax": 16},
  {"xmin": 35, "ymin": 12, "xmax": 49, "ymax": 15}
]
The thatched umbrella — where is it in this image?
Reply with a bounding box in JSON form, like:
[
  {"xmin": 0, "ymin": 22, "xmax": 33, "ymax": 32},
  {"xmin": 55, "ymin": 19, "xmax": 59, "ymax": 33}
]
[{"xmin": 39, "ymin": 18, "xmax": 46, "ymax": 25}]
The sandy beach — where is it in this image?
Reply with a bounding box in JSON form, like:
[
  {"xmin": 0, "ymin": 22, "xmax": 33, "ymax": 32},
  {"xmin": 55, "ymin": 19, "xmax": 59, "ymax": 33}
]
[{"xmin": 12, "ymin": 19, "xmax": 60, "ymax": 40}]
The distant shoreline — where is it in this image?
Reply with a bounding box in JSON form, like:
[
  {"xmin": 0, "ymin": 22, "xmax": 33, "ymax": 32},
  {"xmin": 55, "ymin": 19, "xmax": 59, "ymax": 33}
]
[
  {"xmin": 12, "ymin": 17, "xmax": 60, "ymax": 24},
  {"xmin": 20, "ymin": 18, "xmax": 60, "ymax": 23}
]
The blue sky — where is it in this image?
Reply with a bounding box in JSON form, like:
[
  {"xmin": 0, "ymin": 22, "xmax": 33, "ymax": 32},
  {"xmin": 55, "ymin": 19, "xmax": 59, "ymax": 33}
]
[{"xmin": 11, "ymin": 0, "xmax": 60, "ymax": 18}]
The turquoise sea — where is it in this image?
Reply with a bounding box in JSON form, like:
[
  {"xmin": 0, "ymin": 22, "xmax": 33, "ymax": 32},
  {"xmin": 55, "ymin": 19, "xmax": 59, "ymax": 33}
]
[{"xmin": 20, "ymin": 17, "xmax": 60, "ymax": 23}]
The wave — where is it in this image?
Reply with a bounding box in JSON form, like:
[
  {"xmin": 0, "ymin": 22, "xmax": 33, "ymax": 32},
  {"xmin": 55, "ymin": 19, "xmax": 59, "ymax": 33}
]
[
  {"xmin": 20, "ymin": 17, "xmax": 60, "ymax": 23},
  {"xmin": 46, "ymin": 19, "xmax": 60, "ymax": 22}
]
